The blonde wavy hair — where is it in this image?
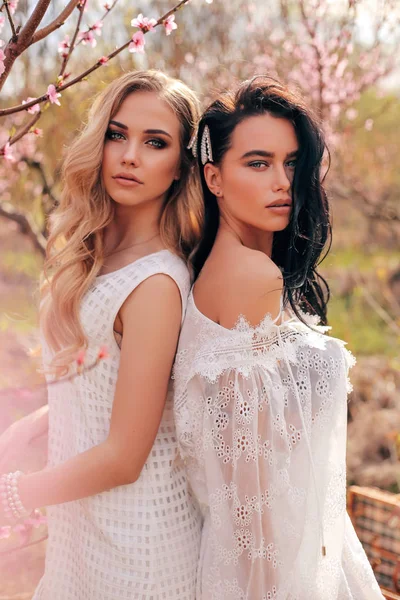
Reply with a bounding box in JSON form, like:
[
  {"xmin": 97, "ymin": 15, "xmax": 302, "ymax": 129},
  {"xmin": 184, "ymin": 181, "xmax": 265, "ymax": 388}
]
[{"xmin": 40, "ymin": 70, "xmax": 202, "ymax": 375}]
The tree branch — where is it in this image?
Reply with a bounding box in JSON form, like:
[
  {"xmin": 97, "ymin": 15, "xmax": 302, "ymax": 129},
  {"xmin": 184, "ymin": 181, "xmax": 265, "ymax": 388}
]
[
  {"xmin": 9, "ymin": 112, "xmax": 41, "ymax": 145},
  {"xmin": 0, "ymin": 202, "xmax": 46, "ymax": 255},
  {"xmin": 0, "ymin": 0, "xmax": 52, "ymax": 92},
  {"xmin": 15, "ymin": 0, "xmax": 51, "ymax": 48},
  {"xmin": 353, "ymin": 272, "xmax": 400, "ymax": 336},
  {"xmin": 23, "ymin": 157, "xmax": 58, "ymax": 208},
  {"xmin": 0, "ymin": 0, "xmax": 191, "ymax": 118},
  {"xmin": 59, "ymin": 0, "xmax": 86, "ymax": 78},
  {"xmin": 30, "ymin": 0, "xmax": 80, "ymax": 45},
  {"xmin": 4, "ymin": 0, "xmax": 17, "ymax": 40}
]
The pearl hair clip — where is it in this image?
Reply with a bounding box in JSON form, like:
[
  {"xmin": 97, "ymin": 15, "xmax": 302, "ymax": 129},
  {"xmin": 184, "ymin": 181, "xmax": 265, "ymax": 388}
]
[
  {"xmin": 200, "ymin": 125, "xmax": 213, "ymax": 165},
  {"xmin": 187, "ymin": 128, "xmax": 198, "ymax": 158},
  {"xmin": 187, "ymin": 124, "xmax": 214, "ymax": 165}
]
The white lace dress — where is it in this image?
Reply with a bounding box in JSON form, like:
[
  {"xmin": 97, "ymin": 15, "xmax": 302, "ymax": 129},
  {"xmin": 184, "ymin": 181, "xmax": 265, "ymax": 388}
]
[
  {"xmin": 173, "ymin": 290, "xmax": 384, "ymax": 600},
  {"xmin": 34, "ymin": 250, "xmax": 202, "ymax": 600}
]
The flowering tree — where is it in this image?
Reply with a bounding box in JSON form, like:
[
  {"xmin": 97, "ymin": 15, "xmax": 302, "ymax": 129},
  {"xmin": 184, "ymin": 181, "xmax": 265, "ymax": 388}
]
[
  {"xmin": 1, "ymin": 0, "xmax": 399, "ymax": 255},
  {"xmin": 0, "ymin": 0, "xmax": 190, "ymax": 252},
  {"xmin": 168, "ymin": 0, "xmax": 400, "ymax": 230}
]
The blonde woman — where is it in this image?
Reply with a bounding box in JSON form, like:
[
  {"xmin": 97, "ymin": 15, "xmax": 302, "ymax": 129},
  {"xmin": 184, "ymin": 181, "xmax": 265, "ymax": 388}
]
[{"xmin": 0, "ymin": 71, "xmax": 202, "ymax": 599}]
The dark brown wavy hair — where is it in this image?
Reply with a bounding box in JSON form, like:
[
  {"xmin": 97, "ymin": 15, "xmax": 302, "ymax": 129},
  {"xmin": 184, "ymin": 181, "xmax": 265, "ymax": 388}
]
[{"xmin": 192, "ymin": 76, "xmax": 331, "ymax": 325}]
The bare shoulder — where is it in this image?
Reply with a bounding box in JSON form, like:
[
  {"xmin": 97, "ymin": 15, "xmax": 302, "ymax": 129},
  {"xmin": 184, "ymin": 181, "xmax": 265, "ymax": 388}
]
[
  {"xmin": 227, "ymin": 245, "xmax": 281, "ymax": 282},
  {"xmin": 217, "ymin": 246, "xmax": 283, "ymax": 329},
  {"xmin": 119, "ymin": 273, "xmax": 182, "ymax": 328}
]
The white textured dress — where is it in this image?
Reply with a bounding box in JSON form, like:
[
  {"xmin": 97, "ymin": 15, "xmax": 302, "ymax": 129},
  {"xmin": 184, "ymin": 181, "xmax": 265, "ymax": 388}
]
[
  {"xmin": 34, "ymin": 250, "xmax": 202, "ymax": 600},
  {"xmin": 173, "ymin": 290, "xmax": 384, "ymax": 600}
]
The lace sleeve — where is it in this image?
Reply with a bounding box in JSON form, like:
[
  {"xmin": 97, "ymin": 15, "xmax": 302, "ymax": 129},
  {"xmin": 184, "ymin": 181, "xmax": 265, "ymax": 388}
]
[
  {"xmin": 174, "ymin": 302, "xmax": 365, "ymax": 598},
  {"xmin": 197, "ymin": 367, "xmax": 306, "ymax": 599}
]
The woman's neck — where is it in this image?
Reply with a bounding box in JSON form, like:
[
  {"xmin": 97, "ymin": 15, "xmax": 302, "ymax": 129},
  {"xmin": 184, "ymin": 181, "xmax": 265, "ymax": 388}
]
[
  {"xmin": 104, "ymin": 201, "xmax": 163, "ymax": 256},
  {"xmin": 218, "ymin": 218, "xmax": 274, "ymax": 257}
]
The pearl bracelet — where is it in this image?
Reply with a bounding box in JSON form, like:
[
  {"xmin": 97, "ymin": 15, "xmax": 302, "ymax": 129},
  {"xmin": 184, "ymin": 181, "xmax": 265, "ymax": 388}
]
[{"xmin": 0, "ymin": 471, "xmax": 30, "ymax": 521}]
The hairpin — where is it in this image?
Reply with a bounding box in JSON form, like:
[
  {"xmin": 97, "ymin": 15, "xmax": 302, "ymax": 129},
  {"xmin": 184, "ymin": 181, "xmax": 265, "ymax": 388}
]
[
  {"xmin": 200, "ymin": 124, "xmax": 213, "ymax": 165},
  {"xmin": 187, "ymin": 128, "xmax": 198, "ymax": 158}
]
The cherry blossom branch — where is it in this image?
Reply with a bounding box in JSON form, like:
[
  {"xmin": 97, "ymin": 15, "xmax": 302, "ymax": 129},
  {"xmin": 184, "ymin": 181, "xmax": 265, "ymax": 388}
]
[
  {"xmin": 299, "ymin": 0, "xmax": 325, "ymax": 116},
  {"xmin": 73, "ymin": 0, "xmax": 119, "ymax": 50},
  {"xmin": 0, "ymin": 0, "xmax": 52, "ymax": 91},
  {"xmin": 0, "ymin": 348, "xmax": 109, "ymax": 399},
  {"xmin": 22, "ymin": 157, "xmax": 58, "ymax": 207},
  {"xmin": 14, "ymin": 0, "xmax": 51, "ymax": 48},
  {"xmin": 8, "ymin": 111, "xmax": 41, "ymax": 146},
  {"xmin": 30, "ymin": 0, "xmax": 80, "ymax": 45},
  {"xmin": 4, "ymin": 0, "xmax": 17, "ymax": 40},
  {"xmin": 0, "ymin": 202, "xmax": 46, "ymax": 254},
  {"xmin": 99, "ymin": 0, "xmax": 119, "ymax": 23},
  {"xmin": 0, "ymin": 0, "xmax": 191, "ymax": 117},
  {"xmin": 57, "ymin": 0, "xmax": 119, "ymax": 80},
  {"xmin": 331, "ymin": 181, "xmax": 400, "ymax": 224},
  {"xmin": 58, "ymin": 0, "xmax": 86, "ymax": 77}
]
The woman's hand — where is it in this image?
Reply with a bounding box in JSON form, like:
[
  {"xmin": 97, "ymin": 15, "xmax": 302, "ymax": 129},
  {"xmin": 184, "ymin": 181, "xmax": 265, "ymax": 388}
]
[{"xmin": 0, "ymin": 405, "xmax": 49, "ymax": 474}]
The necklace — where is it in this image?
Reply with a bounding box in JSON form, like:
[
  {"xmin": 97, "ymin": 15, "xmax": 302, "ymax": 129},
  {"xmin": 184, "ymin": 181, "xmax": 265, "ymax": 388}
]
[{"xmin": 106, "ymin": 232, "xmax": 161, "ymax": 257}]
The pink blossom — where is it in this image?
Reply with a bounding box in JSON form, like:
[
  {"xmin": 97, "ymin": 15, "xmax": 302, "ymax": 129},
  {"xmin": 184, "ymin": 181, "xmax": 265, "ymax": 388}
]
[
  {"xmin": 364, "ymin": 118, "xmax": 374, "ymax": 131},
  {"xmin": 58, "ymin": 35, "xmax": 70, "ymax": 57},
  {"xmin": 0, "ymin": 15, "xmax": 5, "ymax": 32},
  {"xmin": 163, "ymin": 14, "xmax": 177, "ymax": 36},
  {"xmin": 76, "ymin": 349, "xmax": 86, "ymax": 366},
  {"xmin": 22, "ymin": 97, "xmax": 41, "ymax": 114},
  {"xmin": 2, "ymin": 142, "xmax": 15, "ymax": 162},
  {"xmin": 92, "ymin": 21, "xmax": 103, "ymax": 36},
  {"xmin": 99, "ymin": 55, "xmax": 109, "ymax": 65},
  {"xmin": 345, "ymin": 108, "xmax": 358, "ymax": 121},
  {"xmin": 8, "ymin": 0, "xmax": 18, "ymax": 15},
  {"xmin": 26, "ymin": 510, "xmax": 47, "ymax": 527},
  {"xmin": 47, "ymin": 84, "xmax": 62, "ymax": 106},
  {"xmin": 131, "ymin": 13, "xmax": 157, "ymax": 32},
  {"xmin": 330, "ymin": 103, "xmax": 341, "ymax": 119},
  {"xmin": 79, "ymin": 30, "xmax": 97, "ymax": 47},
  {"xmin": 335, "ymin": 59, "xmax": 348, "ymax": 79},
  {"xmin": 129, "ymin": 30, "xmax": 145, "ymax": 53},
  {"xmin": 97, "ymin": 345, "xmax": 109, "ymax": 360}
]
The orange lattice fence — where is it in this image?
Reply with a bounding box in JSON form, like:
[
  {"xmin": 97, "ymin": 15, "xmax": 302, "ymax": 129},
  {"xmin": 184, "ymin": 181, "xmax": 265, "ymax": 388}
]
[{"xmin": 348, "ymin": 486, "xmax": 400, "ymax": 599}]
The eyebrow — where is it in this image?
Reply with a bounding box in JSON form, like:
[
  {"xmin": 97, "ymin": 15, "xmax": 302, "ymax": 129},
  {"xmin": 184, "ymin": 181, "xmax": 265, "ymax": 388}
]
[
  {"xmin": 241, "ymin": 149, "xmax": 299, "ymax": 159},
  {"xmin": 109, "ymin": 120, "xmax": 128, "ymax": 130},
  {"xmin": 144, "ymin": 128, "xmax": 172, "ymax": 139},
  {"xmin": 108, "ymin": 121, "xmax": 172, "ymax": 140}
]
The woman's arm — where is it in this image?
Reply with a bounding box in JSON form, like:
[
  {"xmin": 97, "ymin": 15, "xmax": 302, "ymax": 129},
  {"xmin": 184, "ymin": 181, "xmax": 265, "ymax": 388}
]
[{"xmin": 7, "ymin": 274, "xmax": 182, "ymax": 514}]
